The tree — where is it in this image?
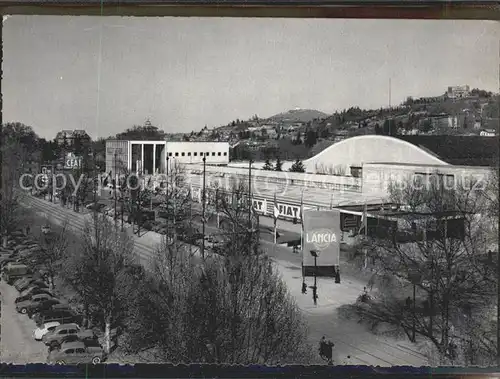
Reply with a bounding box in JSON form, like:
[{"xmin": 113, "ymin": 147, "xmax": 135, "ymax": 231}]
[
  {"xmin": 344, "ymin": 173, "xmax": 497, "ymax": 365},
  {"xmin": 304, "ymin": 129, "xmax": 318, "ymax": 148},
  {"xmin": 61, "ymin": 213, "xmax": 137, "ymax": 354},
  {"xmin": 116, "ymin": 121, "xmax": 166, "ymax": 140},
  {"xmin": 293, "ymin": 132, "xmax": 302, "ymax": 145},
  {"xmin": 210, "ymin": 180, "xmax": 260, "ymax": 257},
  {"xmin": 274, "ymin": 157, "xmax": 283, "ymax": 172},
  {"xmin": 262, "ymin": 159, "xmax": 273, "ymax": 171},
  {"xmin": 36, "ymin": 218, "xmax": 70, "ymax": 291},
  {"xmin": 123, "ymin": 229, "xmax": 313, "ymax": 364},
  {"xmin": 1, "ymin": 125, "xmax": 32, "ymax": 246},
  {"xmin": 289, "ymin": 159, "xmax": 305, "ymax": 173}
]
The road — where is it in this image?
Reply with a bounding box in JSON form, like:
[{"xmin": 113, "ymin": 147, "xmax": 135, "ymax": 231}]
[{"xmin": 17, "ymin": 195, "xmax": 429, "ymax": 366}]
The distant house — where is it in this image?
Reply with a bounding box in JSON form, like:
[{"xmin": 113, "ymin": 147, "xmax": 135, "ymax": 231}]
[
  {"xmin": 480, "ymin": 129, "xmax": 497, "ymax": 137},
  {"xmin": 55, "ymin": 130, "xmax": 91, "ymax": 146},
  {"xmin": 447, "ymin": 85, "xmax": 470, "ymax": 99}
]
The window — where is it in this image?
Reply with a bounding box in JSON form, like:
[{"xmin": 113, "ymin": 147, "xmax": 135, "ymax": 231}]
[
  {"xmin": 212, "ymin": 152, "xmax": 216, "ymax": 156},
  {"xmin": 194, "ymin": 152, "xmax": 198, "ymax": 156},
  {"xmin": 168, "ymin": 152, "xmax": 172, "ymax": 157},
  {"xmin": 175, "ymin": 152, "xmax": 179, "ymax": 157},
  {"xmin": 64, "ymin": 349, "xmax": 75, "ymax": 355},
  {"xmin": 69, "ymin": 329, "xmax": 77, "ymax": 334},
  {"xmin": 206, "ymin": 152, "xmax": 210, "ymax": 156},
  {"xmin": 188, "ymin": 152, "xmax": 191, "ymax": 156},
  {"xmin": 59, "ymin": 330, "xmax": 68, "ymax": 335},
  {"xmin": 181, "ymin": 152, "xmax": 185, "ymax": 157},
  {"xmin": 223, "ymin": 152, "xmax": 227, "ymax": 156},
  {"xmin": 75, "ymin": 348, "xmax": 86, "ymax": 354},
  {"xmin": 218, "ymin": 152, "xmax": 221, "ymax": 156}
]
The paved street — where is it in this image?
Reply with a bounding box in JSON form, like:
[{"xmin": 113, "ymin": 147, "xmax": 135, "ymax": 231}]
[
  {"xmin": 1, "ymin": 273, "xmax": 48, "ymax": 363},
  {"xmin": 19, "ymin": 195, "xmax": 429, "ymax": 366}
]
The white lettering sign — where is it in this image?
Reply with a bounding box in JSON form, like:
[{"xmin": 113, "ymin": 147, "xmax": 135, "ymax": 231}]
[
  {"xmin": 306, "ymin": 229, "xmax": 337, "ymax": 250},
  {"xmin": 278, "ymin": 203, "xmax": 301, "ymax": 219}
]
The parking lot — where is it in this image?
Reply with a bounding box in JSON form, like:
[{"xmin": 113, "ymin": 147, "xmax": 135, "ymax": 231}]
[
  {"xmin": 0, "ymin": 208, "xmax": 103, "ymax": 364},
  {"xmin": 1, "ymin": 279, "xmax": 48, "ymax": 363}
]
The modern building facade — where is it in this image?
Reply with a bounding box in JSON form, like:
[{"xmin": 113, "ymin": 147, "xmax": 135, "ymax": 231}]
[{"xmin": 105, "ymin": 140, "xmax": 230, "ymax": 176}]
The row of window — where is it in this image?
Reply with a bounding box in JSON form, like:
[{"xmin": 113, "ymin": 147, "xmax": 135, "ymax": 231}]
[{"xmin": 168, "ymin": 151, "xmax": 228, "ymax": 158}]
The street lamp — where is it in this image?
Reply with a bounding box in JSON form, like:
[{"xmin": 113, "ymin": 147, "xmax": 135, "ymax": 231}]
[
  {"xmin": 202, "ymin": 156, "xmax": 206, "ymax": 259},
  {"xmin": 310, "ymin": 250, "xmax": 320, "ymax": 305},
  {"xmin": 408, "ymin": 270, "xmax": 422, "ymax": 343},
  {"xmin": 114, "ymin": 152, "xmax": 118, "ymax": 221}
]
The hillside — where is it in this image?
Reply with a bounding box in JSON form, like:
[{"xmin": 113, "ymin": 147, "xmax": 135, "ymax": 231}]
[{"xmin": 266, "ymin": 108, "xmax": 329, "ymax": 123}]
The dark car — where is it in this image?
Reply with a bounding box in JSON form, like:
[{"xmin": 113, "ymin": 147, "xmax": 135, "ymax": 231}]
[
  {"xmin": 47, "ymin": 341, "xmax": 106, "ymax": 365},
  {"xmin": 34, "ymin": 309, "xmax": 82, "ymax": 327},
  {"xmin": 16, "ymin": 293, "xmax": 54, "ymax": 314},
  {"xmin": 15, "ymin": 278, "xmax": 48, "ymax": 292},
  {"xmin": 27, "ymin": 299, "xmax": 62, "ymax": 318},
  {"xmin": 15, "ymin": 287, "xmax": 53, "ymax": 304}
]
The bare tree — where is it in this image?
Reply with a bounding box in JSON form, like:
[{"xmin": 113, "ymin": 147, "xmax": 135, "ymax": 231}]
[
  {"xmin": 35, "ymin": 218, "xmax": 70, "ymax": 291},
  {"xmin": 209, "ymin": 178, "xmax": 260, "ymax": 257},
  {"xmin": 61, "ymin": 212, "xmax": 137, "ymax": 354},
  {"xmin": 344, "ymin": 172, "xmax": 497, "ymax": 365}
]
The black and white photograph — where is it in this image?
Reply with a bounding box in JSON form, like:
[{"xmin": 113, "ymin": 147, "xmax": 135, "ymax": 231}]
[{"xmin": 0, "ymin": 14, "xmax": 498, "ymax": 367}]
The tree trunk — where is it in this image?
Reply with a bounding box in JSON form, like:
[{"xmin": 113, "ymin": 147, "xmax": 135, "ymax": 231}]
[{"xmin": 104, "ymin": 314, "xmax": 112, "ymax": 354}]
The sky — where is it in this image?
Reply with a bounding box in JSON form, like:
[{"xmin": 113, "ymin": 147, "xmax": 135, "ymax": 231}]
[{"xmin": 3, "ymin": 16, "xmax": 499, "ymax": 140}]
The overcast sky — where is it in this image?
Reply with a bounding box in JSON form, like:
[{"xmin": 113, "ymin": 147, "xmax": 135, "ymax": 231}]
[{"xmin": 3, "ymin": 16, "xmax": 498, "ymax": 140}]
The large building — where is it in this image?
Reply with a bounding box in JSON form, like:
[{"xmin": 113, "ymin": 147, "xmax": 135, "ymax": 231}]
[
  {"xmin": 185, "ymin": 134, "xmax": 497, "ymax": 213},
  {"xmin": 105, "ymin": 140, "xmax": 230, "ymax": 176},
  {"xmin": 55, "ymin": 130, "xmax": 92, "ymax": 146}
]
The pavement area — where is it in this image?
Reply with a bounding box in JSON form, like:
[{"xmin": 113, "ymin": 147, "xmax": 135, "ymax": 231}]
[{"xmin": 16, "ymin": 195, "xmax": 429, "ymax": 366}]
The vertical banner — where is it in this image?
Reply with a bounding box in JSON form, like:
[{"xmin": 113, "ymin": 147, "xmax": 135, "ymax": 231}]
[{"xmin": 302, "ymin": 209, "xmax": 341, "ymax": 277}]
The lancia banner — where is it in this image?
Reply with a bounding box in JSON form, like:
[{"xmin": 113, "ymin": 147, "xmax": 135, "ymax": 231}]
[{"xmin": 302, "ymin": 209, "xmax": 341, "ymax": 277}]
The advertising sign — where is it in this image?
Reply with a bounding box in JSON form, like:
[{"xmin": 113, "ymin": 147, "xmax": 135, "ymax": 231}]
[
  {"xmin": 266, "ymin": 202, "xmax": 302, "ymax": 220},
  {"xmin": 64, "ymin": 153, "xmax": 82, "ymax": 169},
  {"xmin": 302, "ymin": 209, "xmax": 341, "ymax": 277}
]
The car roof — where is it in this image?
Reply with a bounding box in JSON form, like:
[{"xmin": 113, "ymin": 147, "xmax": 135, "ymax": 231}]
[
  {"xmin": 43, "ymin": 321, "xmax": 61, "ymax": 328},
  {"xmin": 55, "ymin": 323, "xmax": 79, "ymax": 330},
  {"xmin": 61, "ymin": 341, "xmax": 86, "ymax": 349}
]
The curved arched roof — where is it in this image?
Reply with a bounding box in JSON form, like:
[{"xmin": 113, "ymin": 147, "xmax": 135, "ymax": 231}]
[{"xmin": 303, "ymin": 135, "xmax": 449, "ymax": 172}]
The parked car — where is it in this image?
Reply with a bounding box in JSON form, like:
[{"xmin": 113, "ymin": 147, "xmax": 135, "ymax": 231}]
[
  {"xmin": 15, "ymin": 278, "xmax": 48, "ymax": 292},
  {"xmin": 27, "ymin": 299, "xmax": 63, "ymax": 318},
  {"xmin": 47, "ymin": 341, "xmax": 106, "ymax": 365},
  {"xmin": 43, "ymin": 323, "xmax": 96, "ymax": 349},
  {"xmin": 16, "ymin": 293, "xmax": 54, "ymax": 314},
  {"xmin": 15, "ymin": 287, "xmax": 53, "ymax": 303},
  {"xmin": 34, "ymin": 308, "xmax": 82, "ymax": 327},
  {"xmin": 2, "ymin": 263, "xmax": 32, "ymax": 285},
  {"xmin": 33, "ymin": 321, "xmax": 61, "ymax": 341}
]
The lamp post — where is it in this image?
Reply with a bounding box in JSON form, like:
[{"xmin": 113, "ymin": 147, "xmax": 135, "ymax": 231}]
[
  {"xmin": 114, "ymin": 152, "xmax": 117, "ymax": 221},
  {"xmin": 248, "ymin": 159, "xmax": 253, "ymax": 228},
  {"xmin": 409, "ymin": 270, "xmax": 422, "ymax": 343},
  {"xmin": 202, "ymin": 156, "xmax": 206, "ymax": 259},
  {"xmin": 310, "ymin": 250, "xmax": 319, "ymax": 305}
]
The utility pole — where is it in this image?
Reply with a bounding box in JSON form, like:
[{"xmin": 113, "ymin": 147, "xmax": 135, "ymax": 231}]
[
  {"xmin": 114, "ymin": 152, "xmax": 117, "ymax": 221},
  {"xmin": 202, "ymin": 156, "xmax": 206, "ymax": 259},
  {"xmin": 248, "ymin": 159, "xmax": 252, "ymax": 228}
]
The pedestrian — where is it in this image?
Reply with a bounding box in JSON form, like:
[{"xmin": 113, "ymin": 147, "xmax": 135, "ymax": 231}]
[
  {"xmin": 302, "ymin": 281, "xmax": 307, "ymax": 294},
  {"xmin": 25, "ymin": 225, "xmax": 30, "ymax": 235}
]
